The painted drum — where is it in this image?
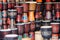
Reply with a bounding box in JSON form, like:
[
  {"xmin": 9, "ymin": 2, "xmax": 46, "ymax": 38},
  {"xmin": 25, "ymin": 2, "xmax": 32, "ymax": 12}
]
[
  {"xmin": 30, "ymin": 22, "xmax": 35, "ymax": 32},
  {"xmin": 55, "ymin": 3, "xmax": 60, "ymax": 10},
  {"xmin": 24, "ymin": 22, "xmax": 30, "ymax": 33},
  {"xmin": 0, "ymin": 29, "xmax": 11, "ymax": 38},
  {"xmin": 35, "ymin": 12, "xmax": 42, "ymax": 21},
  {"xmin": 29, "ymin": 11, "xmax": 35, "ymax": 22},
  {"xmin": 35, "ymin": 3, "xmax": 43, "ymax": 12},
  {"xmin": 45, "ymin": 10, "xmax": 52, "ymax": 20},
  {"xmin": 45, "ymin": 3, "xmax": 52, "ymax": 10},
  {"xmin": 55, "ymin": 10, "xmax": 60, "ymax": 21},
  {"xmin": 52, "ymin": 34, "xmax": 58, "ymax": 40},
  {"xmin": 28, "ymin": 2, "xmax": 36, "ymax": 11},
  {"xmin": 40, "ymin": 26, "xmax": 52, "ymax": 39},
  {"xmin": 7, "ymin": 17, "xmax": 11, "ymax": 25},
  {"xmin": 35, "ymin": 31, "xmax": 43, "ymax": 40},
  {"xmin": 15, "ymin": 14, "xmax": 22, "ymax": 23},
  {"xmin": 15, "ymin": 6, "xmax": 23, "ymax": 14},
  {"xmin": 22, "ymin": 13, "xmax": 28, "ymax": 23},
  {"xmin": 2, "ymin": 10, "xmax": 7, "ymax": 18},
  {"xmin": 11, "ymin": 2, "xmax": 15, "ymax": 9},
  {"xmin": 51, "ymin": 23, "xmax": 59, "ymax": 34},
  {"xmin": 8, "ymin": 9, "xmax": 17, "ymax": 18},
  {"xmin": 16, "ymin": 24, "xmax": 24, "ymax": 35},
  {"xmin": 11, "ymin": 28, "xmax": 18, "ymax": 34},
  {"xmin": 4, "ymin": 34, "xmax": 18, "ymax": 40},
  {"xmin": 8, "ymin": 2, "xmax": 12, "ymax": 9},
  {"xmin": 20, "ymin": 2, "xmax": 29, "ymax": 12}
]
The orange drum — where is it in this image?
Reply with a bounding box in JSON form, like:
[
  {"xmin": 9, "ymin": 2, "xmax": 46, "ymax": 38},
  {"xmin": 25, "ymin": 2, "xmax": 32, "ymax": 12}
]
[
  {"xmin": 36, "ymin": 0, "xmax": 42, "ymax": 3},
  {"xmin": 29, "ymin": 11, "xmax": 35, "ymax": 22}
]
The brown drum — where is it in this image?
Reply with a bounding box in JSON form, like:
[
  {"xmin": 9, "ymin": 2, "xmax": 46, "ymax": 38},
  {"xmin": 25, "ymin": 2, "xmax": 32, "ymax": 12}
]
[
  {"xmin": 15, "ymin": 14, "xmax": 22, "ymax": 23},
  {"xmin": 11, "ymin": 28, "xmax": 18, "ymax": 34},
  {"xmin": 4, "ymin": 34, "xmax": 18, "ymax": 40},
  {"xmin": 29, "ymin": 11, "xmax": 35, "ymax": 22},
  {"xmin": 51, "ymin": 23, "xmax": 59, "ymax": 34},
  {"xmin": 17, "ymin": 24, "xmax": 24, "ymax": 35},
  {"xmin": 55, "ymin": 3, "xmax": 60, "ymax": 10},
  {"xmin": 24, "ymin": 22, "xmax": 30, "ymax": 33},
  {"xmin": 28, "ymin": 2, "xmax": 36, "ymax": 11},
  {"xmin": 15, "ymin": 6, "xmax": 23, "ymax": 14},
  {"xmin": 20, "ymin": 2, "xmax": 29, "ymax": 12},
  {"xmin": 30, "ymin": 22, "xmax": 35, "ymax": 32},
  {"xmin": 0, "ymin": 29, "xmax": 11, "ymax": 38},
  {"xmin": 45, "ymin": 3, "xmax": 52, "ymax": 10}
]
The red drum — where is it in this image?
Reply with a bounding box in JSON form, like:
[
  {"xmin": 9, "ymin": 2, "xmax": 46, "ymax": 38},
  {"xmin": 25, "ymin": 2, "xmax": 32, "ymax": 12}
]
[
  {"xmin": 8, "ymin": 2, "xmax": 12, "ymax": 9},
  {"xmin": 17, "ymin": 24, "xmax": 24, "ymax": 35},
  {"xmin": 20, "ymin": 2, "xmax": 29, "ymax": 12},
  {"xmin": 51, "ymin": 23, "xmax": 59, "ymax": 34},
  {"xmin": 0, "ymin": 2, "xmax": 3, "ymax": 10},
  {"xmin": 0, "ymin": 29, "xmax": 11, "ymax": 38},
  {"xmin": 11, "ymin": 28, "xmax": 18, "ymax": 34},
  {"xmin": 30, "ymin": 22, "xmax": 35, "ymax": 32},
  {"xmin": 45, "ymin": 3, "xmax": 52, "ymax": 10},
  {"xmin": 24, "ymin": 22, "xmax": 30, "ymax": 33},
  {"xmin": 15, "ymin": 6, "xmax": 23, "ymax": 14}
]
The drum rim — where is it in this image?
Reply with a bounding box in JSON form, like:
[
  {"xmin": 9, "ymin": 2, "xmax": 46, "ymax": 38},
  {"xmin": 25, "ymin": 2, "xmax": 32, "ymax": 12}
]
[
  {"xmin": 41, "ymin": 26, "xmax": 52, "ymax": 28},
  {"xmin": 0, "ymin": 29, "xmax": 11, "ymax": 31},
  {"xmin": 5, "ymin": 34, "xmax": 18, "ymax": 38}
]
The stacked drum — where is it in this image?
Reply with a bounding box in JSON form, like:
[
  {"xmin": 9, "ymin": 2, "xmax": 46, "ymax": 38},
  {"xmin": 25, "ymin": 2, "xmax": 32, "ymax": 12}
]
[{"xmin": 0, "ymin": 0, "xmax": 60, "ymax": 40}]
